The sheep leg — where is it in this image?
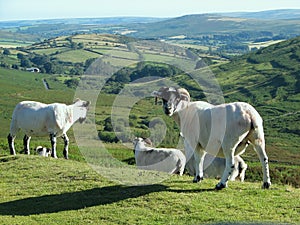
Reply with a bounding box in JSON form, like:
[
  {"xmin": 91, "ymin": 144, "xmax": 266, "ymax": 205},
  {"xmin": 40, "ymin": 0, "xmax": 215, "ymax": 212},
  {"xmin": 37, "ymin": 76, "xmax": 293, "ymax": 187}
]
[
  {"xmin": 239, "ymin": 161, "xmax": 248, "ymax": 182},
  {"xmin": 62, "ymin": 134, "xmax": 69, "ymax": 159},
  {"xmin": 7, "ymin": 134, "xmax": 16, "ymax": 155},
  {"xmin": 23, "ymin": 135, "xmax": 31, "ymax": 155},
  {"xmin": 193, "ymin": 149, "xmax": 206, "ymax": 183},
  {"xmin": 216, "ymin": 152, "xmax": 234, "ymax": 190},
  {"xmin": 50, "ymin": 133, "xmax": 58, "ymax": 158},
  {"xmin": 253, "ymin": 141, "xmax": 271, "ymax": 189},
  {"xmin": 228, "ymin": 162, "xmax": 239, "ymax": 181},
  {"xmin": 178, "ymin": 162, "xmax": 185, "ymax": 176}
]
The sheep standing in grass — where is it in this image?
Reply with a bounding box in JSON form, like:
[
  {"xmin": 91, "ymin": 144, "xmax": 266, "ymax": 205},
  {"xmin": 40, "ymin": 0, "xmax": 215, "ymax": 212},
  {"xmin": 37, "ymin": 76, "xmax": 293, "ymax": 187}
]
[
  {"xmin": 133, "ymin": 137, "xmax": 186, "ymax": 175},
  {"xmin": 7, "ymin": 99, "xmax": 90, "ymax": 159},
  {"xmin": 152, "ymin": 86, "xmax": 271, "ymax": 189}
]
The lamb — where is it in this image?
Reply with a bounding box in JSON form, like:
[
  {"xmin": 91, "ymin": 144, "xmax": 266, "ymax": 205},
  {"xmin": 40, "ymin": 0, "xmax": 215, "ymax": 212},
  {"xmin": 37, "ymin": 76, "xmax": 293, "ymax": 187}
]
[
  {"xmin": 7, "ymin": 99, "xmax": 90, "ymax": 159},
  {"xmin": 35, "ymin": 146, "xmax": 52, "ymax": 157},
  {"xmin": 133, "ymin": 137, "xmax": 186, "ymax": 175},
  {"xmin": 152, "ymin": 86, "xmax": 271, "ymax": 189},
  {"xmin": 185, "ymin": 154, "xmax": 248, "ymax": 182}
]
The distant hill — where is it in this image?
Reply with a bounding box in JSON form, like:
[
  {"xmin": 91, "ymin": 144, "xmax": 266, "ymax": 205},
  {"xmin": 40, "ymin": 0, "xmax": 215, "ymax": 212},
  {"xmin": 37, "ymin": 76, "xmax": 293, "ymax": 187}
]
[
  {"xmin": 0, "ymin": 17, "xmax": 166, "ymax": 40},
  {"xmin": 0, "ymin": 17, "xmax": 166, "ymax": 29},
  {"xmin": 1, "ymin": 9, "xmax": 300, "ymax": 42},
  {"xmin": 219, "ymin": 9, "xmax": 300, "ymax": 20},
  {"xmin": 128, "ymin": 13, "xmax": 300, "ymax": 39}
]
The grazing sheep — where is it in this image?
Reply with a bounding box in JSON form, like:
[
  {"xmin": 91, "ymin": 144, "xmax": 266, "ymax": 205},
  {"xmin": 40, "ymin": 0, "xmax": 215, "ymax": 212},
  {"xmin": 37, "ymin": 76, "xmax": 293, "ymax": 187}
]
[
  {"xmin": 152, "ymin": 87, "xmax": 271, "ymax": 189},
  {"xmin": 35, "ymin": 146, "xmax": 51, "ymax": 157},
  {"xmin": 7, "ymin": 99, "xmax": 90, "ymax": 159},
  {"xmin": 185, "ymin": 154, "xmax": 248, "ymax": 182},
  {"xmin": 133, "ymin": 137, "xmax": 186, "ymax": 175}
]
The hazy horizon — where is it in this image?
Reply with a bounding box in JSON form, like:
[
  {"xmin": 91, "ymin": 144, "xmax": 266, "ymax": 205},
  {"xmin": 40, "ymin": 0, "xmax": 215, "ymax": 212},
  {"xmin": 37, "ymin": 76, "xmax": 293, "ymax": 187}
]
[{"xmin": 1, "ymin": 0, "xmax": 300, "ymax": 21}]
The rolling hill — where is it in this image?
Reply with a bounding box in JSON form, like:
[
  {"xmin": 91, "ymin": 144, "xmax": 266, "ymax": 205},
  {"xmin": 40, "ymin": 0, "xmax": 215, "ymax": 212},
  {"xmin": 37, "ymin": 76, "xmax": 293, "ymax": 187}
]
[
  {"xmin": 211, "ymin": 36, "xmax": 300, "ymax": 163},
  {"xmin": 1, "ymin": 33, "xmax": 299, "ymax": 163},
  {"xmin": 128, "ymin": 13, "xmax": 300, "ymax": 39},
  {"xmin": 1, "ymin": 9, "xmax": 300, "ymax": 44},
  {"xmin": 219, "ymin": 9, "xmax": 300, "ymax": 20},
  {"xmin": 0, "ymin": 33, "xmax": 299, "ymax": 186}
]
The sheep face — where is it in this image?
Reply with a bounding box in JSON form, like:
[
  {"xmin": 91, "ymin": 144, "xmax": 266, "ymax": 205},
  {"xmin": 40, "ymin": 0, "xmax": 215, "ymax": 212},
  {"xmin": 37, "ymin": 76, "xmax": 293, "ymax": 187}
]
[
  {"xmin": 162, "ymin": 93, "xmax": 180, "ymax": 116},
  {"xmin": 152, "ymin": 87, "xmax": 190, "ymax": 116},
  {"xmin": 74, "ymin": 99, "xmax": 90, "ymax": 123}
]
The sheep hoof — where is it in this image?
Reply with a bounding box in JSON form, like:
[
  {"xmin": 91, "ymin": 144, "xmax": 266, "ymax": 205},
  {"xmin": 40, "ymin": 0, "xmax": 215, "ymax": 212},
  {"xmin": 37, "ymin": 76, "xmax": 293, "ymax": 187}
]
[
  {"xmin": 262, "ymin": 182, "xmax": 271, "ymax": 189},
  {"xmin": 215, "ymin": 183, "xmax": 227, "ymax": 190},
  {"xmin": 10, "ymin": 151, "xmax": 16, "ymax": 155},
  {"xmin": 193, "ymin": 175, "xmax": 203, "ymax": 183}
]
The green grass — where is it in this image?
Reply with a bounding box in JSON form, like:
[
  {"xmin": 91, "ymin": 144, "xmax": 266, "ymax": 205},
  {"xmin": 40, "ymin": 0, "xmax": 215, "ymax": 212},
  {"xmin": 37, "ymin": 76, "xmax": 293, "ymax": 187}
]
[
  {"xmin": 0, "ymin": 66, "xmax": 299, "ymax": 187},
  {"xmin": 0, "ymin": 36, "xmax": 300, "ymax": 224},
  {"xmin": 55, "ymin": 49, "xmax": 102, "ymax": 63},
  {"xmin": 0, "ymin": 155, "xmax": 299, "ymax": 225}
]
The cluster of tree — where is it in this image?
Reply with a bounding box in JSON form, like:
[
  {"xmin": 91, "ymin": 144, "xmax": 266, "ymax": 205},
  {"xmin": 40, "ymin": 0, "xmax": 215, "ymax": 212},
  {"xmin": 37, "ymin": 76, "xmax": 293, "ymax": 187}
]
[
  {"xmin": 97, "ymin": 114, "xmax": 179, "ymax": 146},
  {"xmin": 102, "ymin": 62, "xmax": 183, "ymax": 94},
  {"xmin": 0, "ymin": 47, "xmax": 91, "ymax": 76},
  {"xmin": 16, "ymin": 52, "xmax": 65, "ymax": 74},
  {"xmin": 180, "ymin": 31, "xmax": 297, "ymax": 55}
]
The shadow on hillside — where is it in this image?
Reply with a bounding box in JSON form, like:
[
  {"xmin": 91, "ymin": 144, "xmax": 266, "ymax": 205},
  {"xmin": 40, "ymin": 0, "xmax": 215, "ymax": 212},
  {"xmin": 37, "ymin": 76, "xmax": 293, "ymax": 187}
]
[{"xmin": 0, "ymin": 184, "xmax": 167, "ymax": 216}]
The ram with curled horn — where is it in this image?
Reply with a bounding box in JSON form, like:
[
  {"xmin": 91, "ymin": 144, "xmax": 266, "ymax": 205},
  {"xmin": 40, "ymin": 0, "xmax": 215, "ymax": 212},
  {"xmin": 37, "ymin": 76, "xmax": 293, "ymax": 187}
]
[{"xmin": 152, "ymin": 86, "xmax": 271, "ymax": 190}]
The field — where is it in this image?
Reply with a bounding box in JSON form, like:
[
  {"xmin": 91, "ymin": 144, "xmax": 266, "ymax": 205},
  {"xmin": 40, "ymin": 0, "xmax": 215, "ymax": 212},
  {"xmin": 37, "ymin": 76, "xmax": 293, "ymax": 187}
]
[
  {"xmin": 0, "ymin": 67, "xmax": 299, "ymax": 224},
  {"xmin": 0, "ymin": 155, "xmax": 299, "ymax": 225},
  {"xmin": 0, "ymin": 33, "xmax": 300, "ymax": 224}
]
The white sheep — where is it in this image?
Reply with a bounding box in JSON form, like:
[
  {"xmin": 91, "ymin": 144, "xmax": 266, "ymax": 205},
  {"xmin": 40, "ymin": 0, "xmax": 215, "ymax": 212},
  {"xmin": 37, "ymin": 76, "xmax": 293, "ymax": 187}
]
[
  {"xmin": 7, "ymin": 99, "xmax": 90, "ymax": 159},
  {"xmin": 133, "ymin": 137, "xmax": 186, "ymax": 175},
  {"xmin": 185, "ymin": 154, "xmax": 248, "ymax": 182},
  {"xmin": 152, "ymin": 87, "xmax": 271, "ymax": 189},
  {"xmin": 35, "ymin": 146, "xmax": 52, "ymax": 157}
]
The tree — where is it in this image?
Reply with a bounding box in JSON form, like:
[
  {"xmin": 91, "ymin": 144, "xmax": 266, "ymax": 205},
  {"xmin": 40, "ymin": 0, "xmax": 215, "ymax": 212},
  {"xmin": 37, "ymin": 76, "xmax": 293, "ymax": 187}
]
[
  {"xmin": 78, "ymin": 42, "xmax": 84, "ymax": 49},
  {"xmin": 85, "ymin": 58, "xmax": 96, "ymax": 69},
  {"xmin": 17, "ymin": 53, "xmax": 25, "ymax": 60},
  {"xmin": 3, "ymin": 48, "xmax": 11, "ymax": 55},
  {"xmin": 70, "ymin": 41, "xmax": 77, "ymax": 50},
  {"xmin": 103, "ymin": 117, "xmax": 113, "ymax": 132},
  {"xmin": 12, "ymin": 64, "xmax": 19, "ymax": 69},
  {"xmin": 64, "ymin": 78, "xmax": 79, "ymax": 89},
  {"xmin": 31, "ymin": 54, "xmax": 49, "ymax": 65},
  {"xmin": 21, "ymin": 58, "xmax": 31, "ymax": 68},
  {"xmin": 43, "ymin": 61, "xmax": 55, "ymax": 73}
]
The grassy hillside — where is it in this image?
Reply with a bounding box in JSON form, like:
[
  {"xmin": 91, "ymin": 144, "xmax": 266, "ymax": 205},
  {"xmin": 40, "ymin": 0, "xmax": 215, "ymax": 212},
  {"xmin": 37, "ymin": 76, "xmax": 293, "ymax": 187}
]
[
  {"xmin": 0, "ymin": 34, "xmax": 300, "ymax": 186},
  {"xmin": 0, "ymin": 155, "xmax": 299, "ymax": 224},
  {"xmin": 210, "ymin": 36, "xmax": 300, "ymax": 165},
  {"xmin": 0, "ymin": 40, "xmax": 300, "ymax": 224}
]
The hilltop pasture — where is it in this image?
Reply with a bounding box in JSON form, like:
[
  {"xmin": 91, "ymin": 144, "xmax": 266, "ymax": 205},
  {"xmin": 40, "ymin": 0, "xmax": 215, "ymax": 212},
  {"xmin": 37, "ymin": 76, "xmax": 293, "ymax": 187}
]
[
  {"xmin": 0, "ymin": 34, "xmax": 299, "ymax": 224},
  {"xmin": 0, "ymin": 155, "xmax": 299, "ymax": 225}
]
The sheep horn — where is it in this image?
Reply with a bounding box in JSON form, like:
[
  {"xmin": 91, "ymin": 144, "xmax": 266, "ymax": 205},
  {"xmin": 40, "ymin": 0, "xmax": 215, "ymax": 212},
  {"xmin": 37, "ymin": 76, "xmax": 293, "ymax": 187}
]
[{"xmin": 177, "ymin": 88, "xmax": 190, "ymax": 102}]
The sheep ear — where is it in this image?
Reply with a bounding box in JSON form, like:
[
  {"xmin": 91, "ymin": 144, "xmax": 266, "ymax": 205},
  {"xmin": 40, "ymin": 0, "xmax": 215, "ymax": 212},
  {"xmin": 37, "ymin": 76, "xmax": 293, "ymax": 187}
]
[
  {"xmin": 180, "ymin": 93, "xmax": 190, "ymax": 102},
  {"xmin": 143, "ymin": 138, "xmax": 153, "ymax": 146},
  {"xmin": 74, "ymin": 98, "xmax": 80, "ymax": 103},
  {"xmin": 151, "ymin": 86, "xmax": 170, "ymax": 97},
  {"xmin": 84, "ymin": 101, "xmax": 91, "ymax": 107},
  {"xmin": 151, "ymin": 90, "xmax": 162, "ymax": 97}
]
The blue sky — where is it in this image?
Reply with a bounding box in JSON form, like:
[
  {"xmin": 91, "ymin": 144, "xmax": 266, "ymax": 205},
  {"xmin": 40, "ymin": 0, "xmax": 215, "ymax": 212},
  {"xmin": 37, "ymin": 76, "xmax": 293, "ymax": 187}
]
[{"xmin": 0, "ymin": 0, "xmax": 300, "ymax": 21}]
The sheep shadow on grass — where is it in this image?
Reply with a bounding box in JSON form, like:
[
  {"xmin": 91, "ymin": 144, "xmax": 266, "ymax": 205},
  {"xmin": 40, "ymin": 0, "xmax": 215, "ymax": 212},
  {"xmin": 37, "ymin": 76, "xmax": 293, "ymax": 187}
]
[{"xmin": 0, "ymin": 184, "xmax": 167, "ymax": 216}]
